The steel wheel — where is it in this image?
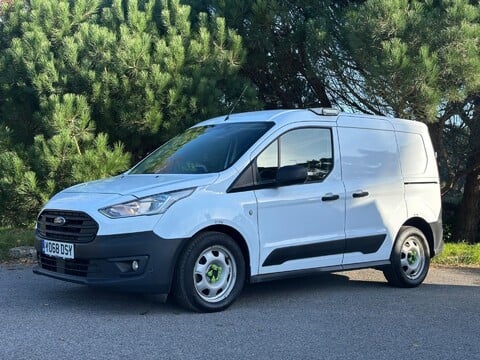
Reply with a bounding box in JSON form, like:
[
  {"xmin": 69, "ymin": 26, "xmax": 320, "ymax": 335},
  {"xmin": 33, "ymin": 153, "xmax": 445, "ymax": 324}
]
[
  {"xmin": 383, "ymin": 226, "xmax": 430, "ymax": 288},
  {"xmin": 172, "ymin": 231, "xmax": 245, "ymax": 312},
  {"xmin": 193, "ymin": 245, "xmax": 237, "ymax": 303},
  {"xmin": 399, "ymin": 236, "xmax": 426, "ymax": 280}
]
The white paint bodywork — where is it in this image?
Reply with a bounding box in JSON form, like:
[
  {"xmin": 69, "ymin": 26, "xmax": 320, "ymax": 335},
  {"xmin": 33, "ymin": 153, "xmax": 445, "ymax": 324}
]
[{"xmin": 40, "ymin": 109, "xmax": 442, "ymax": 278}]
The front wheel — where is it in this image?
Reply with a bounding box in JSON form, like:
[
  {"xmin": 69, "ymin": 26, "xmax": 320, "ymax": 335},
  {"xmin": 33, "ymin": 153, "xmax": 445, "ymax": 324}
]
[
  {"xmin": 172, "ymin": 231, "xmax": 245, "ymax": 312},
  {"xmin": 383, "ymin": 226, "xmax": 430, "ymax": 288}
]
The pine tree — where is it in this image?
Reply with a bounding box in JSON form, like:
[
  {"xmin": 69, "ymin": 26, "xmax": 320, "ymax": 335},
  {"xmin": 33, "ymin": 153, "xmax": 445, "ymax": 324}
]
[
  {"xmin": 185, "ymin": 0, "xmax": 361, "ymax": 109},
  {"xmin": 0, "ymin": 94, "xmax": 131, "ymax": 226},
  {"xmin": 1, "ymin": 0, "xmax": 257, "ymax": 153},
  {"xmin": 0, "ymin": 0, "xmax": 256, "ymax": 226}
]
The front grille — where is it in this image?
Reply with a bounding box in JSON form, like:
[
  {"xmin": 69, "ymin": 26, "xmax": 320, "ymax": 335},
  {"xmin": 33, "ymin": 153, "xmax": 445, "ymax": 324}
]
[
  {"xmin": 39, "ymin": 254, "xmax": 91, "ymax": 277},
  {"xmin": 36, "ymin": 210, "xmax": 98, "ymax": 243}
]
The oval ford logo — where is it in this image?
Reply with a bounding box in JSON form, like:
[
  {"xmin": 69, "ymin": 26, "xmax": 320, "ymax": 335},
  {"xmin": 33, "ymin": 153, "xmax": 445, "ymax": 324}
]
[{"xmin": 53, "ymin": 216, "xmax": 66, "ymax": 226}]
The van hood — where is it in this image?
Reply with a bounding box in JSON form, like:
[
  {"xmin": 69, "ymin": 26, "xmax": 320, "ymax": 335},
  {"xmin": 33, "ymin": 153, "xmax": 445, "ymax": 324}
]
[
  {"xmin": 63, "ymin": 173, "xmax": 219, "ymax": 197},
  {"xmin": 42, "ymin": 173, "xmax": 220, "ymax": 217}
]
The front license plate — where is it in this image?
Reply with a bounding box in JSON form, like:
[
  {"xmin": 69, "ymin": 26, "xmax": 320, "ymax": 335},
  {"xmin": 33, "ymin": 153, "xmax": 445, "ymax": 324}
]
[{"xmin": 42, "ymin": 240, "xmax": 74, "ymax": 259}]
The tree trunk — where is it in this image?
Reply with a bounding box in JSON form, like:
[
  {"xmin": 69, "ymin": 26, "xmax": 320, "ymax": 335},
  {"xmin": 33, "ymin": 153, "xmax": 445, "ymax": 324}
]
[
  {"xmin": 454, "ymin": 169, "xmax": 480, "ymax": 244},
  {"xmin": 454, "ymin": 97, "xmax": 480, "ymax": 244}
]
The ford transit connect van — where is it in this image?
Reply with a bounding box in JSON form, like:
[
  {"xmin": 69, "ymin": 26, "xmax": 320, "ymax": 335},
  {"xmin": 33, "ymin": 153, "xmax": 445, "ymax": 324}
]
[{"xmin": 34, "ymin": 109, "xmax": 443, "ymax": 312}]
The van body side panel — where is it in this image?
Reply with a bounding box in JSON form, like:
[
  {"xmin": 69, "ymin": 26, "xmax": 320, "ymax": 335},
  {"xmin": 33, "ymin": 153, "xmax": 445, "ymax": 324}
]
[
  {"xmin": 337, "ymin": 117, "xmax": 407, "ymax": 265},
  {"xmin": 402, "ymin": 179, "xmax": 441, "ymax": 230},
  {"xmin": 403, "ymin": 182, "xmax": 442, "ymax": 236},
  {"xmin": 430, "ymin": 219, "xmax": 444, "ymax": 255},
  {"xmin": 396, "ymin": 128, "xmax": 443, "ymax": 255}
]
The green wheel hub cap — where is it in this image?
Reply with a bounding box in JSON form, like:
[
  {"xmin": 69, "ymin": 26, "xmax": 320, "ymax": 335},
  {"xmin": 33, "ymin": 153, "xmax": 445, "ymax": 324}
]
[
  {"xmin": 407, "ymin": 250, "xmax": 418, "ymax": 265},
  {"xmin": 400, "ymin": 237, "xmax": 426, "ymax": 281},
  {"xmin": 193, "ymin": 245, "xmax": 237, "ymax": 303},
  {"xmin": 207, "ymin": 264, "xmax": 222, "ymax": 284}
]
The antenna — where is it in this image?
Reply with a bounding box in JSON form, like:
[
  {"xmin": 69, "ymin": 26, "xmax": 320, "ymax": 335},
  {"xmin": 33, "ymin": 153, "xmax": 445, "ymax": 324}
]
[{"xmin": 224, "ymin": 85, "xmax": 249, "ymax": 121}]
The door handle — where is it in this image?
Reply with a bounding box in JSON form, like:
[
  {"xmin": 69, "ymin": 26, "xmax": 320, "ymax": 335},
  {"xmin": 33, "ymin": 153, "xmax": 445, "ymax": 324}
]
[
  {"xmin": 352, "ymin": 191, "xmax": 369, "ymax": 198},
  {"xmin": 322, "ymin": 194, "xmax": 340, "ymax": 201}
]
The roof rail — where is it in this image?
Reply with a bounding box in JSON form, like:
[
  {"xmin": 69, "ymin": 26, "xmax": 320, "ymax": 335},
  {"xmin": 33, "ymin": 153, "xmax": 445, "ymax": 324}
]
[{"xmin": 308, "ymin": 108, "xmax": 339, "ymax": 116}]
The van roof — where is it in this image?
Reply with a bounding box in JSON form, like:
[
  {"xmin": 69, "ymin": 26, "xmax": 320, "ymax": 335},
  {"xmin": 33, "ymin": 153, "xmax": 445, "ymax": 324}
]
[
  {"xmin": 197, "ymin": 109, "xmax": 338, "ymax": 127},
  {"xmin": 338, "ymin": 113, "xmax": 428, "ymax": 133},
  {"xmin": 196, "ymin": 109, "xmax": 427, "ymax": 133}
]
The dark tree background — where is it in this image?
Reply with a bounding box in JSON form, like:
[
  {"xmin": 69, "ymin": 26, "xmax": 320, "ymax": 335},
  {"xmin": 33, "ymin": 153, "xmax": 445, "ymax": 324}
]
[{"xmin": 1, "ymin": 0, "xmax": 479, "ymax": 244}]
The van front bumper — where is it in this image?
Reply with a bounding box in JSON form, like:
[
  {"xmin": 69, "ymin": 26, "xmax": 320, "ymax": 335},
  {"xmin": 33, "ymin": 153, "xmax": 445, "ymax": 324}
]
[{"xmin": 33, "ymin": 231, "xmax": 187, "ymax": 294}]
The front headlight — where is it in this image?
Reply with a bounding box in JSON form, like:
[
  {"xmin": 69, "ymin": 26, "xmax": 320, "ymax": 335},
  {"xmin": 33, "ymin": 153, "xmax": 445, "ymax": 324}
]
[{"xmin": 99, "ymin": 188, "xmax": 195, "ymax": 218}]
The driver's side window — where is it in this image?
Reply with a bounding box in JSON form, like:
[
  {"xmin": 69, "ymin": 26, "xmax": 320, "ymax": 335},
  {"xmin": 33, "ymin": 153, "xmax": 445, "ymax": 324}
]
[{"xmin": 256, "ymin": 127, "xmax": 333, "ymax": 184}]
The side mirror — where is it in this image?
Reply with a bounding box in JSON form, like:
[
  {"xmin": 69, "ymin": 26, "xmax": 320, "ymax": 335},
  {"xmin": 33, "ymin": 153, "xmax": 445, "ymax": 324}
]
[{"xmin": 276, "ymin": 165, "xmax": 307, "ymax": 186}]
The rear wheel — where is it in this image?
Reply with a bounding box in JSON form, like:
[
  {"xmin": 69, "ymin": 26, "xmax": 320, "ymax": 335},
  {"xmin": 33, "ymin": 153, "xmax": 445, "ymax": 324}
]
[
  {"xmin": 172, "ymin": 231, "xmax": 245, "ymax": 312},
  {"xmin": 383, "ymin": 226, "xmax": 430, "ymax": 287}
]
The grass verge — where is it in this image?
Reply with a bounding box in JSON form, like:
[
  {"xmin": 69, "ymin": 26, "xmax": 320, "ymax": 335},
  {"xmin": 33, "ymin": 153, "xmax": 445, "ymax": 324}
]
[
  {"xmin": 432, "ymin": 242, "xmax": 480, "ymax": 267},
  {"xmin": 0, "ymin": 227, "xmax": 35, "ymax": 261}
]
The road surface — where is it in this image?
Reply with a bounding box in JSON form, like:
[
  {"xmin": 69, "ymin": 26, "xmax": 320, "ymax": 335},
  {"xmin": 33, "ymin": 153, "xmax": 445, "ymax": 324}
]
[{"xmin": 1, "ymin": 264, "xmax": 479, "ymax": 359}]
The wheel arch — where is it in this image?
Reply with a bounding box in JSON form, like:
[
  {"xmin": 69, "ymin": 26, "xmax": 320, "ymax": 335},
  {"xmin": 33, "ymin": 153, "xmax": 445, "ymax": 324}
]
[
  {"xmin": 402, "ymin": 217, "xmax": 435, "ymax": 257},
  {"xmin": 191, "ymin": 225, "xmax": 252, "ymax": 280}
]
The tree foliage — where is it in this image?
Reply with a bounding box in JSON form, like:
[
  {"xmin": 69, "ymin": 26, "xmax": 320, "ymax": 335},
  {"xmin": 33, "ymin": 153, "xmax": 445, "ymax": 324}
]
[
  {"xmin": 340, "ymin": 0, "xmax": 480, "ymax": 243},
  {"xmin": 1, "ymin": 0, "xmax": 258, "ymax": 156},
  {"xmin": 1, "ymin": 0, "xmax": 480, "ymax": 243},
  {"xmin": 188, "ymin": 0, "xmax": 480, "ymax": 243},
  {"xmin": 0, "ymin": 0, "xmax": 256, "ymax": 226},
  {"xmin": 0, "ymin": 93, "xmax": 131, "ymax": 226},
  {"xmin": 185, "ymin": 0, "xmax": 350, "ymax": 108}
]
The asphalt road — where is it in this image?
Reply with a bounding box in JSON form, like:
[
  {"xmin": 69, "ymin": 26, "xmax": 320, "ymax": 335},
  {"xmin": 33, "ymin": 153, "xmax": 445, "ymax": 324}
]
[{"xmin": 1, "ymin": 264, "xmax": 479, "ymax": 360}]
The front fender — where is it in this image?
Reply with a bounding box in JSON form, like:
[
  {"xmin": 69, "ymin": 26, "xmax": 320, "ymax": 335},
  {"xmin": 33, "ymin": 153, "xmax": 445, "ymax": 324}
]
[{"xmin": 152, "ymin": 189, "xmax": 260, "ymax": 276}]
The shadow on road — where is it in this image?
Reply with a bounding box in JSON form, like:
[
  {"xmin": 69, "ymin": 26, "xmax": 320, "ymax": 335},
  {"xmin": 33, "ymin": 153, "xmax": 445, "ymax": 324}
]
[
  {"xmin": 5, "ymin": 265, "xmax": 478, "ymax": 315},
  {"xmin": 31, "ymin": 270, "xmax": 389, "ymax": 314}
]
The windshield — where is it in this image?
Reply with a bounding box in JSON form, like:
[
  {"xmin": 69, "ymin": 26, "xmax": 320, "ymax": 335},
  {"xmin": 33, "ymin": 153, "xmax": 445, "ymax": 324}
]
[{"xmin": 130, "ymin": 122, "xmax": 274, "ymax": 174}]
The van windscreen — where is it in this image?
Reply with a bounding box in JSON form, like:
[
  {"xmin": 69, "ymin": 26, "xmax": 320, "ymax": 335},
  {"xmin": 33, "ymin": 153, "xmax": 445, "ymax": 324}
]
[{"xmin": 130, "ymin": 122, "xmax": 274, "ymax": 174}]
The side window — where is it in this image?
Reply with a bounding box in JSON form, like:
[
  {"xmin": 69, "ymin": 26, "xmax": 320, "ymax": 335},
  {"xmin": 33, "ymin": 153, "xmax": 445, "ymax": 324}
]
[
  {"xmin": 257, "ymin": 128, "xmax": 333, "ymax": 184},
  {"xmin": 396, "ymin": 132, "xmax": 427, "ymax": 176},
  {"xmin": 257, "ymin": 141, "xmax": 279, "ymax": 183}
]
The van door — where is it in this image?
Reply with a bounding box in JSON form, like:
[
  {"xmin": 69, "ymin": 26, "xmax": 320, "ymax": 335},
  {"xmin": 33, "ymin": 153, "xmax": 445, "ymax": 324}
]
[
  {"xmin": 254, "ymin": 126, "xmax": 346, "ymax": 275},
  {"xmin": 337, "ymin": 116, "xmax": 407, "ymax": 266}
]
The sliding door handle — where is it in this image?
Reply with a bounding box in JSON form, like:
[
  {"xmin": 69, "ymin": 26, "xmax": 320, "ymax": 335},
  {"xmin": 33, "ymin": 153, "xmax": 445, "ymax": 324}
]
[{"xmin": 352, "ymin": 191, "xmax": 369, "ymax": 198}]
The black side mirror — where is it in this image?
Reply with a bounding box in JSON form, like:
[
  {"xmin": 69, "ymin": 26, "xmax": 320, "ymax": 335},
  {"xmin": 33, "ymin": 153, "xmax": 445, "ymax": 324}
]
[{"xmin": 276, "ymin": 165, "xmax": 307, "ymax": 186}]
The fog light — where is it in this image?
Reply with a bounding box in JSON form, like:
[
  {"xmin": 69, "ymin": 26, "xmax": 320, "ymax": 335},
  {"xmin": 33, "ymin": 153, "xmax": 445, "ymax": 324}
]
[{"xmin": 132, "ymin": 260, "xmax": 139, "ymax": 271}]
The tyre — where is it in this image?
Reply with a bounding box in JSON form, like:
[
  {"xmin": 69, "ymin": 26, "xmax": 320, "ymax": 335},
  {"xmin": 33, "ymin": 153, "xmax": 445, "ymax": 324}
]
[
  {"xmin": 383, "ymin": 226, "xmax": 430, "ymax": 288},
  {"xmin": 172, "ymin": 231, "xmax": 245, "ymax": 312}
]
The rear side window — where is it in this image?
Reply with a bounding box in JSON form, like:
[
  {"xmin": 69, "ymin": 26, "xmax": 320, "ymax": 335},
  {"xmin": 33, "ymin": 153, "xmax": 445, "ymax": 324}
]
[{"xmin": 396, "ymin": 132, "xmax": 428, "ymax": 175}]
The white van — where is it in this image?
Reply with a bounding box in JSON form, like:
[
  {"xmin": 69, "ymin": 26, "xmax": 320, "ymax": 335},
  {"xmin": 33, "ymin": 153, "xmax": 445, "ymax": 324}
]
[{"xmin": 34, "ymin": 109, "xmax": 443, "ymax": 312}]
